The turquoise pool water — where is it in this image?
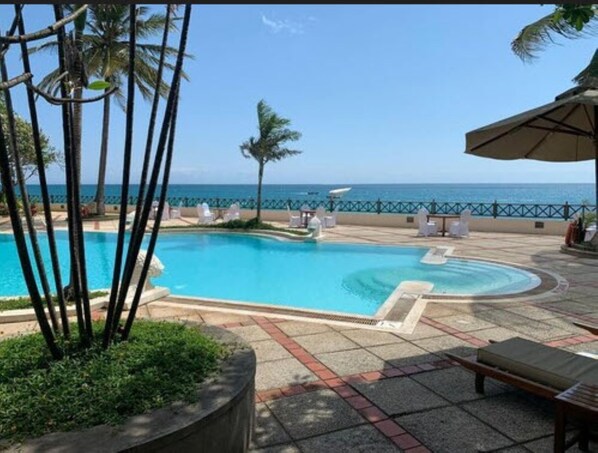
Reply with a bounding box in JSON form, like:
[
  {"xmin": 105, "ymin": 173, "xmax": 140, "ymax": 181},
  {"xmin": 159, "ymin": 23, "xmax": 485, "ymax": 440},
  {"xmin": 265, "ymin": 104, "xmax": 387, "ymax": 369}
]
[{"xmin": 0, "ymin": 231, "xmax": 541, "ymax": 316}]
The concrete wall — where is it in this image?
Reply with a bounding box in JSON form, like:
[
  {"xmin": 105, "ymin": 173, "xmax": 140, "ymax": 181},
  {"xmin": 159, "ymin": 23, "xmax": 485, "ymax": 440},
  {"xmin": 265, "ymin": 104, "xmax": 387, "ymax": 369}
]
[{"xmin": 51, "ymin": 204, "xmax": 568, "ymax": 236}]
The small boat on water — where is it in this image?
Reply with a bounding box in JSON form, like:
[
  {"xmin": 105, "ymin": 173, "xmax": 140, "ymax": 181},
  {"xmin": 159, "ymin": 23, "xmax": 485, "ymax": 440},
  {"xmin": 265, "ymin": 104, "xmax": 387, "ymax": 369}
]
[
  {"xmin": 329, "ymin": 187, "xmax": 352, "ymax": 198},
  {"xmin": 307, "ymin": 191, "xmax": 319, "ymax": 195}
]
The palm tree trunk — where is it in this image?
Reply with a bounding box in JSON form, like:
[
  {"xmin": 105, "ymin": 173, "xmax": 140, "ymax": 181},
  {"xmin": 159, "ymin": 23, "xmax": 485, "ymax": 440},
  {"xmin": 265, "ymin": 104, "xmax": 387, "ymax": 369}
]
[
  {"xmin": 256, "ymin": 161, "xmax": 264, "ymax": 222},
  {"xmin": 94, "ymin": 91, "xmax": 110, "ymax": 216}
]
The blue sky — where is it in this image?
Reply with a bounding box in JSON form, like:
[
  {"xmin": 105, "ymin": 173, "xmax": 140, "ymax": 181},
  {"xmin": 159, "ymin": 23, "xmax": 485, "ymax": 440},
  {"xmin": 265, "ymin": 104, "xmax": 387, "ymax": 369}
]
[{"xmin": 2, "ymin": 4, "xmax": 598, "ymax": 185}]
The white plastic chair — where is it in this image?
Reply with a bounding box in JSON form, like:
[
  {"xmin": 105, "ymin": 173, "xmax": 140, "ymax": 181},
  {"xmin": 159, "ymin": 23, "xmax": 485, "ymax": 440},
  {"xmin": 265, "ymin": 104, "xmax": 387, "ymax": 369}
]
[
  {"xmin": 224, "ymin": 203, "xmax": 241, "ymax": 222},
  {"xmin": 162, "ymin": 201, "xmax": 170, "ymax": 221},
  {"xmin": 126, "ymin": 210, "xmax": 136, "ymax": 225},
  {"xmin": 417, "ymin": 208, "xmax": 438, "ymax": 237},
  {"xmin": 170, "ymin": 201, "xmax": 183, "ymax": 220},
  {"xmin": 149, "ymin": 200, "xmax": 159, "ymax": 220},
  {"xmin": 324, "ymin": 207, "xmax": 339, "ymax": 228},
  {"xmin": 449, "ymin": 209, "xmax": 472, "ymax": 238},
  {"xmin": 287, "ymin": 205, "xmax": 301, "ymax": 228},
  {"xmin": 315, "ymin": 206, "xmax": 327, "ymax": 229},
  {"xmin": 197, "ymin": 202, "xmax": 215, "ymax": 225}
]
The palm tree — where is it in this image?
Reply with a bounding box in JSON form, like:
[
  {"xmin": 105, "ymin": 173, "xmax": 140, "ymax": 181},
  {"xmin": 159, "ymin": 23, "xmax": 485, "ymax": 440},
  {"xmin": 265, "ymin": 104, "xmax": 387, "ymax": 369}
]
[
  {"xmin": 240, "ymin": 100, "xmax": 302, "ymax": 222},
  {"xmin": 32, "ymin": 5, "xmax": 184, "ymax": 216},
  {"xmin": 512, "ymin": 5, "xmax": 598, "ymax": 84}
]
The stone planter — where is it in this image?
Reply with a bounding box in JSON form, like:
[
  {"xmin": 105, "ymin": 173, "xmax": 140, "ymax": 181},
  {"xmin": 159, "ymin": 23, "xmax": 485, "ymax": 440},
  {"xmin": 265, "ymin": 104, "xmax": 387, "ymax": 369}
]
[{"xmin": 10, "ymin": 324, "xmax": 256, "ymax": 453}]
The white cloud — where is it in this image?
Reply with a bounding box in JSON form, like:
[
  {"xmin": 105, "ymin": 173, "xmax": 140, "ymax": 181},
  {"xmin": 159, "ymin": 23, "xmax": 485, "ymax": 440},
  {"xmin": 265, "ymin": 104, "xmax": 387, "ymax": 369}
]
[{"xmin": 261, "ymin": 14, "xmax": 304, "ymax": 35}]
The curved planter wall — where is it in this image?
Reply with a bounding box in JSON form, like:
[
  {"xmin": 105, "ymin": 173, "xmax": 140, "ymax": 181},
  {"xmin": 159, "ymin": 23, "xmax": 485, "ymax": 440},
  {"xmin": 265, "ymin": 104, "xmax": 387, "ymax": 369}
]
[{"xmin": 10, "ymin": 325, "xmax": 256, "ymax": 453}]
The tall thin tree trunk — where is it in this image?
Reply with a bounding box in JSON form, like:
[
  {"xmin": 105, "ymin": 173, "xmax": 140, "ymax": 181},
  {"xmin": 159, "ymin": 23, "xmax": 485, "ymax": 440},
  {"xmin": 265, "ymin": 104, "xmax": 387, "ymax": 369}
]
[
  {"xmin": 94, "ymin": 92, "xmax": 110, "ymax": 216},
  {"xmin": 256, "ymin": 161, "xmax": 264, "ymax": 222}
]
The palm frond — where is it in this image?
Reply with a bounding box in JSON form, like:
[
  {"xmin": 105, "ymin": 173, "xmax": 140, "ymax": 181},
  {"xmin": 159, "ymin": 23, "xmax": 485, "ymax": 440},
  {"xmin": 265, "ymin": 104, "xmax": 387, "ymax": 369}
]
[
  {"xmin": 573, "ymin": 49, "xmax": 598, "ymax": 86},
  {"xmin": 512, "ymin": 10, "xmax": 598, "ymax": 61}
]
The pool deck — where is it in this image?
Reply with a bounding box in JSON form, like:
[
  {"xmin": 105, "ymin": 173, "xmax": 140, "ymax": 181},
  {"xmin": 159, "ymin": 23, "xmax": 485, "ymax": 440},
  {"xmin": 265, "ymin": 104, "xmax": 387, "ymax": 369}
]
[{"xmin": 1, "ymin": 216, "xmax": 597, "ymax": 452}]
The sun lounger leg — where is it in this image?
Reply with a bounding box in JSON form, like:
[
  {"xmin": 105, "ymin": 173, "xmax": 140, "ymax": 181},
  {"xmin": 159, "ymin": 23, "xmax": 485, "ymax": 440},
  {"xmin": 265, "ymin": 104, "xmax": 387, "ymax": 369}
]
[
  {"xmin": 475, "ymin": 373, "xmax": 485, "ymax": 394},
  {"xmin": 579, "ymin": 425, "xmax": 590, "ymax": 451}
]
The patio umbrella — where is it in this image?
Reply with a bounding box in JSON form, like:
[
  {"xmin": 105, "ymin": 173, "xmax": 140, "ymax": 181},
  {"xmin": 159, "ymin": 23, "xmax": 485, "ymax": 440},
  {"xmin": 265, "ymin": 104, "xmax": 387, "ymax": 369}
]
[{"xmin": 465, "ymin": 86, "xmax": 598, "ymax": 209}]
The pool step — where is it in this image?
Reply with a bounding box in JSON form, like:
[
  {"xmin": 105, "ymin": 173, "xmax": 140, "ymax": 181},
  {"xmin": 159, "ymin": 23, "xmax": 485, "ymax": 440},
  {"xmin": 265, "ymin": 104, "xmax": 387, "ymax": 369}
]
[
  {"xmin": 375, "ymin": 281, "xmax": 434, "ymax": 334},
  {"xmin": 420, "ymin": 246, "xmax": 453, "ymax": 265}
]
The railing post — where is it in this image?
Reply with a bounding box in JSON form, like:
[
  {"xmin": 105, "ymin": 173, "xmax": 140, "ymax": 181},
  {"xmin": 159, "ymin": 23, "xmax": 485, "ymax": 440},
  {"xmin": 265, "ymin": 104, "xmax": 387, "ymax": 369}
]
[
  {"xmin": 582, "ymin": 204, "xmax": 586, "ymax": 221},
  {"xmin": 216, "ymin": 197, "xmax": 220, "ymax": 208},
  {"xmin": 376, "ymin": 198, "xmax": 381, "ymax": 215},
  {"xmin": 492, "ymin": 200, "xmax": 498, "ymax": 219},
  {"xmin": 431, "ymin": 199, "xmax": 436, "ymax": 215},
  {"xmin": 563, "ymin": 201, "xmax": 569, "ymax": 221},
  {"xmin": 329, "ymin": 197, "xmax": 334, "ymax": 212}
]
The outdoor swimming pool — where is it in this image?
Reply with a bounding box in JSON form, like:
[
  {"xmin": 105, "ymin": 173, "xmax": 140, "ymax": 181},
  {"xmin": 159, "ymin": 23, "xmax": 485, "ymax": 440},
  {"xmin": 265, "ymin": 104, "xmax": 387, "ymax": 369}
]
[{"xmin": 0, "ymin": 231, "xmax": 541, "ymax": 316}]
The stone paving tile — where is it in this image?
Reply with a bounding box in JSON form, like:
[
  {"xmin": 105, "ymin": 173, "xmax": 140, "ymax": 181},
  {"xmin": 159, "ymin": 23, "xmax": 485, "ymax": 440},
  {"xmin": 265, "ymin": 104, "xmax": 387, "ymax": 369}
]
[
  {"xmin": 505, "ymin": 305, "xmax": 558, "ymax": 321},
  {"xmin": 249, "ymin": 444, "xmax": 301, "ymax": 453},
  {"xmin": 340, "ymin": 329, "xmax": 402, "ymax": 347},
  {"xmin": 396, "ymin": 406, "xmax": 513, "ymax": 453},
  {"xmin": 413, "ymin": 335, "xmax": 475, "ymax": 357},
  {"xmin": 316, "ymin": 349, "xmax": 389, "ymax": 376},
  {"xmin": 277, "ymin": 321, "xmax": 332, "ymax": 337},
  {"xmin": 473, "ymin": 326, "xmax": 532, "ymax": 342},
  {"xmin": 462, "ymin": 394, "xmax": 554, "ymax": 442},
  {"xmin": 266, "ymin": 389, "xmax": 365, "ymax": 440},
  {"xmin": 293, "ymin": 331, "xmax": 359, "ymax": 354},
  {"xmin": 397, "ymin": 322, "xmax": 446, "ymax": 340},
  {"xmin": 297, "ymin": 424, "xmax": 397, "ymax": 453},
  {"xmin": 524, "ymin": 434, "xmax": 596, "ymax": 453},
  {"xmin": 509, "ymin": 319, "xmax": 572, "ymax": 341},
  {"xmin": 256, "ymin": 358, "xmax": 318, "ymax": 391},
  {"xmin": 228, "ymin": 325, "xmax": 270, "ymax": 342},
  {"xmin": 200, "ymin": 311, "xmax": 252, "ymax": 325},
  {"xmin": 412, "ymin": 367, "xmax": 509, "ymax": 403},
  {"xmin": 565, "ymin": 340, "xmax": 598, "ymax": 354},
  {"xmin": 367, "ymin": 342, "xmax": 440, "ymax": 367},
  {"xmin": 251, "ymin": 403, "xmax": 292, "ymax": 448},
  {"xmin": 354, "ymin": 376, "xmax": 449, "ymax": 416},
  {"xmin": 421, "ymin": 303, "xmax": 463, "ymax": 319},
  {"xmin": 252, "ymin": 340, "xmax": 293, "ymax": 363},
  {"xmin": 433, "ymin": 314, "xmax": 496, "ymax": 332}
]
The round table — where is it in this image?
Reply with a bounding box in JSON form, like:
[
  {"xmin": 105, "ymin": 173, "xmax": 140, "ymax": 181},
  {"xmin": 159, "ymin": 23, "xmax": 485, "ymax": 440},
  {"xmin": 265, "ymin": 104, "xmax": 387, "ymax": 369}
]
[{"xmin": 426, "ymin": 214, "xmax": 460, "ymax": 237}]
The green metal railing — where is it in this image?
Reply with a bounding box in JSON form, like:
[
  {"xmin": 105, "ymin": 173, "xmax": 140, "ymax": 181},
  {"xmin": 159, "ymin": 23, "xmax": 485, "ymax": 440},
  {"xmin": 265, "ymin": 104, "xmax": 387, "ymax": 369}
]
[{"xmin": 31, "ymin": 194, "xmax": 594, "ymax": 221}]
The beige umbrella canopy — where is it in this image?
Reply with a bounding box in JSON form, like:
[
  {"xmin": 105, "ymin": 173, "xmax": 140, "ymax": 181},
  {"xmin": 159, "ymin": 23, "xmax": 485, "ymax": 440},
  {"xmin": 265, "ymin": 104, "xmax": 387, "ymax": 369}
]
[{"xmin": 465, "ymin": 86, "xmax": 598, "ymax": 208}]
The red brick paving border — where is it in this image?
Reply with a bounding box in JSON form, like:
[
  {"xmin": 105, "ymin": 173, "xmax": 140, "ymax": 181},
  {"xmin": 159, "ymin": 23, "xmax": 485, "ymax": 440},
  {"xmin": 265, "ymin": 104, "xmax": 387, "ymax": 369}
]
[{"xmin": 250, "ymin": 316, "xmax": 433, "ymax": 452}]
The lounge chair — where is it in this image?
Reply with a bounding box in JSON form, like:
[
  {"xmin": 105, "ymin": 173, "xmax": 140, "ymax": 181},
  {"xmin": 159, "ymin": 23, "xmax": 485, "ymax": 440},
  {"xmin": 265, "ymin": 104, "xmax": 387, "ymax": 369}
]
[
  {"xmin": 224, "ymin": 203, "xmax": 241, "ymax": 222},
  {"xmin": 287, "ymin": 205, "xmax": 301, "ymax": 228},
  {"xmin": 449, "ymin": 209, "xmax": 472, "ymax": 238},
  {"xmin": 324, "ymin": 207, "xmax": 339, "ymax": 228},
  {"xmin": 197, "ymin": 203, "xmax": 215, "ymax": 225},
  {"xmin": 447, "ymin": 335, "xmax": 598, "ymax": 400},
  {"xmin": 416, "ymin": 208, "xmax": 438, "ymax": 237},
  {"xmin": 170, "ymin": 201, "xmax": 183, "ymax": 220}
]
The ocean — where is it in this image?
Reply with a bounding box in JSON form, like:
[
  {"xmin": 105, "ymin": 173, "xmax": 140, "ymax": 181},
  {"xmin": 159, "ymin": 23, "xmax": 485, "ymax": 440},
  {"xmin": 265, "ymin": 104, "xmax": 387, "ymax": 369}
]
[{"xmin": 25, "ymin": 183, "xmax": 596, "ymax": 205}]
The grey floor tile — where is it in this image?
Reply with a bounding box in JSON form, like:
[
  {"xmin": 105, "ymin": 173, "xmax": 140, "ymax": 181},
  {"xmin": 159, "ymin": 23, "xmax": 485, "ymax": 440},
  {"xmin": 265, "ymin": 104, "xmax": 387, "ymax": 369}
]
[
  {"xmin": 250, "ymin": 443, "xmax": 301, "ymax": 453},
  {"xmin": 228, "ymin": 325, "xmax": 271, "ymax": 342},
  {"xmin": 294, "ymin": 331, "xmax": 359, "ymax": 354},
  {"xmin": 266, "ymin": 389, "xmax": 365, "ymax": 439},
  {"xmin": 412, "ymin": 367, "xmax": 508, "ymax": 403},
  {"xmin": 396, "ymin": 406, "xmax": 513, "ymax": 453},
  {"xmin": 251, "ymin": 403, "xmax": 291, "ymax": 448},
  {"xmin": 413, "ymin": 335, "xmax": 475, "ymax": 357},
  {"xmin": 316, "ymin": 349, "xmax": 388, "ymax": 376},
  {"xmin": 341, "ymin": 329, "xmax": 402, "ymax": 347},
  {"xmin": 297, "ymin": 425, "xmax": 396, "ymax": 452},
  {"xmin": 462, "ymin": 393, "xmax": 554, "ymax": 442},
  {"xmin": 252, "ymin": 340, "xmax": 293, "ymax": 363},
  {"xmin": 278, "ymin": 321, "xmax": 332, "ymax": 337},
  {"xmin": 256, "ymin": 358, "xmax": 318, "ymax": 391},
  {"xmin": 354, "ymin": 376, "xmax": 449, "ymax": 415},
  {"xmin": 367, "ymin": 341, "xmax": 439, "ymax": 367}
]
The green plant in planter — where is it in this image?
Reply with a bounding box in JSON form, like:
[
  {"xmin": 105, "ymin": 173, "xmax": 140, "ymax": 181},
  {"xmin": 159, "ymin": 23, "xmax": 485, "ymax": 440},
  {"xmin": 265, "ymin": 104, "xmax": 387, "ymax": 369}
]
[{"xmin": 0, "ymin": 4, "xmax": 193, "ymax": 357}]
